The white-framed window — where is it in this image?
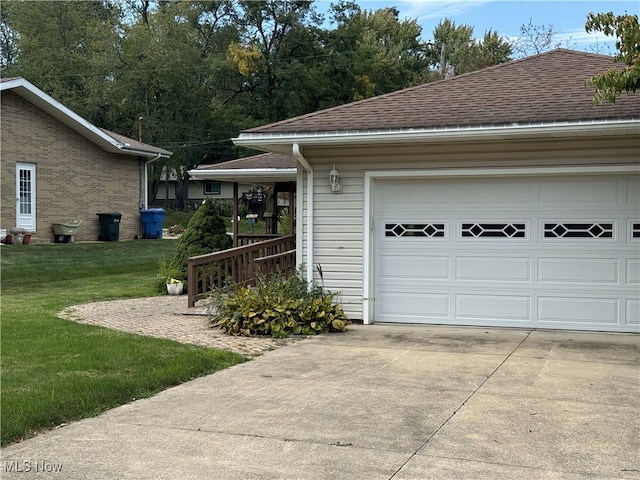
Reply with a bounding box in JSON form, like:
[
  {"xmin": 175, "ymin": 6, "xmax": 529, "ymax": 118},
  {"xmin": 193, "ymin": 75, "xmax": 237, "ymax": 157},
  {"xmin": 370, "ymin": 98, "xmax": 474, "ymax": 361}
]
[
  {"xmin": 542, "ymin": 222, "xmax": 614, "ymax": 239},
  {"xmin": 204, "ymin": 181, "xmax": 221, "ymax": 195},
  {"xmin": 384, "ymin": 222, "xmax": 446, "ymax": 238},
  {"xmin": 457, "ymin": 221, "xmax": 529, "ymax": 241}
]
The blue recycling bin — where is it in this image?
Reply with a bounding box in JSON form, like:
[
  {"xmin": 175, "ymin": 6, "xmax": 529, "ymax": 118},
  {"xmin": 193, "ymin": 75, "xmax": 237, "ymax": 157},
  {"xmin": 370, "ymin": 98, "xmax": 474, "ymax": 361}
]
[{"xmin": 140, "ymin": 208, "xmax": 165, "ymax": 239}]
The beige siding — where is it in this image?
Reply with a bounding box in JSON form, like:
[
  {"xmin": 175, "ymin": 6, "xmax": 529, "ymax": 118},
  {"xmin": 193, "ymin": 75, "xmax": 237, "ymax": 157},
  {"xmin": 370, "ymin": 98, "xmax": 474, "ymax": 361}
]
[
  {"xmin": 1, "ymin": 91, "xmax": 143, "ymax": 243},
  {"xmin": 299, "ymin": 136, "xmax": 640, "ymax": 321}
]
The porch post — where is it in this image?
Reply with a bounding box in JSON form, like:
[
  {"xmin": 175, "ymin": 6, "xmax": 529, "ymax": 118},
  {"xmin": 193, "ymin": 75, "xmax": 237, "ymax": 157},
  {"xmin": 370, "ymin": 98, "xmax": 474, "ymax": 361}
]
[
  {"xmin": 288, "ymin": 181, "xmax": 295, "ymax": 236},
  {"xmin": 272, "ymin": 184, "xmax": 279, "ymax": 234},
  {"xmin": 232, "ymin": 181, "xmax": 239, "ymax": 247}
]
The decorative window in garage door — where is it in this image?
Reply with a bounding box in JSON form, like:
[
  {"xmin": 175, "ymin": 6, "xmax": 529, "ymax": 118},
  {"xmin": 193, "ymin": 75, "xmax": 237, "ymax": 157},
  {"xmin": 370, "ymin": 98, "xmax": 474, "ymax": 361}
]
[
  {"xmin": 543, "ymin": 222, "xmax": 614, "ymax": 238},
  {"xmin": 632, "ymin": 222, "xmax": 640, "ymax": 239},
  {"xmin": 461, "ymin": 223, "xmax": 526, "ymax": 238},
  {"xmin": 385, "ymin": 223, "xmax": 445, "ymax": 238}
]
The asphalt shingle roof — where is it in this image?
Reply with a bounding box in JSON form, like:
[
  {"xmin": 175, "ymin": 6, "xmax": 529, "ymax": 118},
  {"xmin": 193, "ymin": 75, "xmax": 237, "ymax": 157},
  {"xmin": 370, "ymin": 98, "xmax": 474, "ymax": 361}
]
[
  {"xmin": 245, "ymin": 49, "xmax": 639, "ymax": 135},
  {"xmin": 100, "ymin": 128, "xmax": 172, "ymax": 156},
  {"xmin": 195, "ymin": 153, "xmax": 296, "ymax": 170}
]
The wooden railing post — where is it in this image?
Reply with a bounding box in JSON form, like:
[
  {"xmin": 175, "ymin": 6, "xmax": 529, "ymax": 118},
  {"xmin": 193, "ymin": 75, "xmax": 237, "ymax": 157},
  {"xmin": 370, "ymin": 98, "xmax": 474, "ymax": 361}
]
[{"xmin": 188, "ymin": 258, "xmax": 198, "ymax": 307}]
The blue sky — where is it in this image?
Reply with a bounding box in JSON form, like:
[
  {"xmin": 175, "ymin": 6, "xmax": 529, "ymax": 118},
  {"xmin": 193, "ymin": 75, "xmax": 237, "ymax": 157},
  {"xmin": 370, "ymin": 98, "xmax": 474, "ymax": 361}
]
[{"xmin": 317, "ymin": 1, "xmax": 639, "ymax": 54}]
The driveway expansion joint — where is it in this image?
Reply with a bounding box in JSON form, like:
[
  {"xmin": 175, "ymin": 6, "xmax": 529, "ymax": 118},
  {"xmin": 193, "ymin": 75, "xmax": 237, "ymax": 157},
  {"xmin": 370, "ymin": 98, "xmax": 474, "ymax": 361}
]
[{"xmin": 388, "ymin": 330, "xmax": 534, "ymax": 480}]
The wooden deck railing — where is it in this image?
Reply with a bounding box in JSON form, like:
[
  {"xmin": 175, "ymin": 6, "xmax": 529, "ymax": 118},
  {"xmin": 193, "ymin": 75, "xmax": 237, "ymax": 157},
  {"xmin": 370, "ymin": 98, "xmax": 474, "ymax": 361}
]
[
  {"xmin": 187, "ymin": 235, "xmax": 296, "ymax": 307},
  {"xmin": 254, "ymin": 250, "xmax": 297, "ymax": 277},
  {"xmin": 236, "ymin": 234, "xmax": 283, "ymax": 246}
]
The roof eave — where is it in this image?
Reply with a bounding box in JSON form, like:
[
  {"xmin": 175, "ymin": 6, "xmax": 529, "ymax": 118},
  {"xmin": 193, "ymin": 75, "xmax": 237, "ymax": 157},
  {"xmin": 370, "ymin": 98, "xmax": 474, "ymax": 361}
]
[
  {"xmin": 233, "ymin": 120, "xmax": 640, "ymax": 153},
  {"xmin": 119, "ymin": 146, "xmax": 171, "ymax": 158},
  {"xmin": 1, "ymin": 78, "xmax": 170, "ymax": 159},
  {"xmin": 188, "ymin": 167, "xmax": 298, "ymax": 183}
]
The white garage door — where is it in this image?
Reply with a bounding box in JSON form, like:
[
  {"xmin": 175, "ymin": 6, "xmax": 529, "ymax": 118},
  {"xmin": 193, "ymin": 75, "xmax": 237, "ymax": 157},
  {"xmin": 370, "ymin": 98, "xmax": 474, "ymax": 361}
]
[{"xmin": 373, "ymin": 174, "xmax": 640, "ymax": 332}]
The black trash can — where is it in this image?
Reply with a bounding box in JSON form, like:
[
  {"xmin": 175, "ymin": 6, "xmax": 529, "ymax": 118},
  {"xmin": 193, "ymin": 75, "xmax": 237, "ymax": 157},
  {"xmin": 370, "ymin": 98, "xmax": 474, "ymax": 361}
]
[
  {"xmin": 97, "ymin": 212, "xmax": 122, "ymax": 241},
  {"xmin": 140, "ymin": 208, "xmax": 165, "ymax": 239}
]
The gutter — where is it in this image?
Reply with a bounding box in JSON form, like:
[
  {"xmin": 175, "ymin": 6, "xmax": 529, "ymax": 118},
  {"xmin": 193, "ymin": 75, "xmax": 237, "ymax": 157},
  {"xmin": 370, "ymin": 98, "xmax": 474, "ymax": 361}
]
[
  {"xmin": 292, "ymin": 143, "xmax": 314, "ymax": 285},
  {"xmin": 188, "ymin": 167, "xmax": 297, "ymax": 182},
  {"xmin": 233, "ymin": 119, "xmax": 640, "ymax": 149}
]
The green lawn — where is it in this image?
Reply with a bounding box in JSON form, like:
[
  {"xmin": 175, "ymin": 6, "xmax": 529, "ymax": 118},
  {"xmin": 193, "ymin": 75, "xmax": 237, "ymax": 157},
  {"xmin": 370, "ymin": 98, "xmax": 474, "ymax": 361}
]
[
  {"xmin": 0, "ymin": 241, "xmax": 246, "ymax": 446},
  {"xmin": 163, "ymin": 208, "xmax": 196, "ymax": 230},
  {"xmin": 162, "ymin": 207, "xmax": 270, "ymax": 236}
]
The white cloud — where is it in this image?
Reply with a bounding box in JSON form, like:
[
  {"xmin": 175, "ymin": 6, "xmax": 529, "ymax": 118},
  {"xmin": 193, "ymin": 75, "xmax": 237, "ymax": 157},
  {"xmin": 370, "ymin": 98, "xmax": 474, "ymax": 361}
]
[
  {"xmin": 556, "ymin": 28, "xmax": 617, "ymax": 53},
  {"xmin": 394, "ymin": 0, "xmax": 494, "ymax": 22}
]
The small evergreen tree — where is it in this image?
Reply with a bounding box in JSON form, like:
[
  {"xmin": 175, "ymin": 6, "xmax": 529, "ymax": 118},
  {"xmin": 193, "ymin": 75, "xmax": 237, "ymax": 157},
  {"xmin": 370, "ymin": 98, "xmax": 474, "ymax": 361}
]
[{"xmin": 170, "ymin": 200, "xmax": 232, "ymax": 279}]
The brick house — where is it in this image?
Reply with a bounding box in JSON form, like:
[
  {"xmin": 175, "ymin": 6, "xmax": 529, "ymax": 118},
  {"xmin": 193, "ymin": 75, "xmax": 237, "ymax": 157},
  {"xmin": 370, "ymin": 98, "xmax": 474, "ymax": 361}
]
[{"xmin": 1, "ymin": 78, "xmax": 171, "ymax": 243}]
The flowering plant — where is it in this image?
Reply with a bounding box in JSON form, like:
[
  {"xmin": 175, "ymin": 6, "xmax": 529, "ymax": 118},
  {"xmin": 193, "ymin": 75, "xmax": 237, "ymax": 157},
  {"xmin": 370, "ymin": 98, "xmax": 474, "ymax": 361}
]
[{"xmin": 168, "ymin": 223, "xmax": 185, "ymax": 235}]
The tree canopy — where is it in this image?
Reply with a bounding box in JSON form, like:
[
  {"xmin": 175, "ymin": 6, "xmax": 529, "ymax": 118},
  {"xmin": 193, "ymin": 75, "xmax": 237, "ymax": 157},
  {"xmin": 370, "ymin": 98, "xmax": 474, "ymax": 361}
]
[
  {"xmin": 2, "ymin": 1, "xmax": 631, "ymax": 207},
  {"xmin": 430, "ymin": 18, "xmax": 512, "ymax": 77},
  {"xmin": 585, "ymin": 11, "xmax": 640, "ymax": 104}
]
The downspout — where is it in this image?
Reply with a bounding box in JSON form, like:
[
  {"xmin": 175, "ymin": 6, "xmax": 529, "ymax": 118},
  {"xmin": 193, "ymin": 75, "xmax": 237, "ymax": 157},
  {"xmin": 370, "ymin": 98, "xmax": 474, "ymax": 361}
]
[
  {"xmin": 144, "ymin": 153, "xmax": 163, "ymax": 210},
  {"xmin": 292, "ymin": 143, "xmax": 314, "ymax": 284}
]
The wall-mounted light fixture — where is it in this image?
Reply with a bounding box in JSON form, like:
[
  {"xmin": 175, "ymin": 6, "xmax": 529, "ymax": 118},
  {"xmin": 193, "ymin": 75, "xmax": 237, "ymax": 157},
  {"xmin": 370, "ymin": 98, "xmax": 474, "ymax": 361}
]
[{"xmin": 329, "ymin": 164, "xmax": 341, "ymax": 193}]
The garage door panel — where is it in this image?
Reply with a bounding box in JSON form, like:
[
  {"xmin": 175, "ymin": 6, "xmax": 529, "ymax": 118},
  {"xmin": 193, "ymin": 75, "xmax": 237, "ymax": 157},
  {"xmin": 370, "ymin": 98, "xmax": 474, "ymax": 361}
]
[
  {"xmin": 538, "ymin": 297, "xmax": 618, "ymax": 325},
  {"xmin": 455, "ymin": 257, "xmax": 531, "ymax": 282},
  {"xmin": 379, "ymin": 292, "xmax": 449, "ymax": 318},
  {"xmin": 373, "ymin": 174, "xmax": 640, "ymax": 332},
  {"xmin": 627, "ymin": 259, "xmax": 640, "ymax": 284},
  {"xmin": 538, "ymin": 258, "xmax": 619, "ymax": 284},
  {"xmin": 379, "ymin": 254, "xmax": 449, "ymax": 280},
  {"xmin": 455, "ymin": 179, "xmax": 534, "ymax": 205},
  {"xmin": 627, "ymin": 301, "xmax": 640, "ymax": 325},
  {"xmin": 538, "ymin": 178, "xmax": 622, "ymax": 205},
  {"xmin": 627, "ymin": 177, "xmax": 639, "ymax": 204},
  {"xmin": 377, "ymin": 180, "xmax": 450, "ymax": 209},
  {"xmin": 456, "ymin": 295, "xmax": 531, "ymax": 321}
]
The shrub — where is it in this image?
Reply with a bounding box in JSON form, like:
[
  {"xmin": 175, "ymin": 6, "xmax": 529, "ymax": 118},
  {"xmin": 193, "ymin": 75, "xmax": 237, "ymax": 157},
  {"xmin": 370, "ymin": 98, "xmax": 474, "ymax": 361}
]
[
  {"xmin": 238, "ymin": 203, "xmax": 249, "ymax": 219},
  {"xmin": 169, "ymin": 199, "xmax": 232, "ymax": 280},
  {"xmin": 213, "ymin": 199, "xmax": 233, "ymax": 218},
  {"xmin": 277, "ymin": 209, "xmax": 290, "ymax": 234},
  {"xmin": 209, "ymin": 272, "xmax": 349, "ymax": 338}
]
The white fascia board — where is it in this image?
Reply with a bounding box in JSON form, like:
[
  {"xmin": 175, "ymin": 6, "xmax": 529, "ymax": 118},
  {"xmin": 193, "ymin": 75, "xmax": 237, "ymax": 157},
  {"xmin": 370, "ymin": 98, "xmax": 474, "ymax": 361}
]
[
  {"xmin": 233, "ymin": 119, "xmax": 640, "ymax": 150},
  {"xmin": 188, "ymin": 168, "xmax": 297, "ymax": 183},
  {"xmin": 2, "ymin": 78, "xmax": 167, "ymax": 158},
  {"xmin": 119, "ymin": 145, "xmax": 171, "ymax": 158}
]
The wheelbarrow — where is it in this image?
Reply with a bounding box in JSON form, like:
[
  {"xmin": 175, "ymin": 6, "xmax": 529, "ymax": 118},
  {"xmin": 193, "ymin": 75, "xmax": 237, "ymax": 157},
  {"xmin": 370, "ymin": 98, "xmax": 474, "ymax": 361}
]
[{"xmin": 52, "ymin": 220, "xmax": 82, "ymax": 243}]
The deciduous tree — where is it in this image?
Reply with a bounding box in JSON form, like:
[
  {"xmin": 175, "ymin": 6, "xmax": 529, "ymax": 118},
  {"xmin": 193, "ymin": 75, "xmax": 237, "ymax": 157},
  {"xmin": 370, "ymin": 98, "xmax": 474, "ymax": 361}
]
[
  {"xmin": 585, "ymin": 11, "xmax": 640, "ymax": 104},
  {"xmin": 324, "ymin": 4, "xmax": 429, "ymax": 102},
  {"xmin": 511, "ymin": 19, "xmax": 560, "ymax": 57},
  {"xmin": 1, "ymin": 0, "xmax": 121, "ymax": 125}
]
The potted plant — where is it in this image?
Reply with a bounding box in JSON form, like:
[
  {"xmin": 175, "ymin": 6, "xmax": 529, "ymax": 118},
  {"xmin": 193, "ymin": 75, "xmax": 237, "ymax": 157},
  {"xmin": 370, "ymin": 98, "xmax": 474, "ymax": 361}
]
[
  {"xmin": 166, "ymin": 277, "xmax": 184, "ymax": 295},
  {"xmin": 10, "ymin": 227, "xmax": 26, "ymax": 245},
  {"xmin": 158, "ymin": 257, "xmax": 184, "ymax": 295}
]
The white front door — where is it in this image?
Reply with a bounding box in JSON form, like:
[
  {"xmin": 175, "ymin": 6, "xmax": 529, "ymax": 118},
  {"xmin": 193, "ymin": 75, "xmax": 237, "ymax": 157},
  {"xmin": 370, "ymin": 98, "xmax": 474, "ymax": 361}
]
[
  {"xmin": 373, "ymin": 173, "xmax": 640, "ymax": 333},
  {"xmin": 16, "ymin": 162, "xmax": 36, "ymax": 231}
]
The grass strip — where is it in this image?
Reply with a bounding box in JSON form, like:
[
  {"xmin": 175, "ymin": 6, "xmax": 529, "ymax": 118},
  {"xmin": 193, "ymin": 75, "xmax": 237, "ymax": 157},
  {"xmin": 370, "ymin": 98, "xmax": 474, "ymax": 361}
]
[{"xmin": 1, "ymin": 241, "xmax": 246, "ymax": 446}]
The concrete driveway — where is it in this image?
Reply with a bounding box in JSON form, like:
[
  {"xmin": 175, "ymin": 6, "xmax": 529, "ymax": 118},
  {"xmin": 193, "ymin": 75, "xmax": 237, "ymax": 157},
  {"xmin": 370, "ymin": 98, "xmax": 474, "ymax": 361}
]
[{"xmin": 2, "ymin": 324, "xmax": 639, "ymax": 479}]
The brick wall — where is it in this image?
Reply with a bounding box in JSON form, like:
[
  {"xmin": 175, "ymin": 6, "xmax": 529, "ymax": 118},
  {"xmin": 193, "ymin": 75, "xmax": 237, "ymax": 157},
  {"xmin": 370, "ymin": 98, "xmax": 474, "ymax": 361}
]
[{"xmin": 1, "ymin": 91, "xmax": 145, "ymax": 243}]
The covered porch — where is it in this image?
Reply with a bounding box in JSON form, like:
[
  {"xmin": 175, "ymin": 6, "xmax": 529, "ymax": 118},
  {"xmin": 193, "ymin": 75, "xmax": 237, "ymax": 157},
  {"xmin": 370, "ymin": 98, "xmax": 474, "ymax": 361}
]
[{"xmin": 186, "ymin": 153, "xmax": 298, "ymax": 307}]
